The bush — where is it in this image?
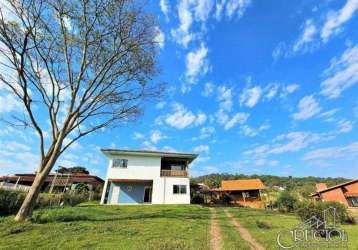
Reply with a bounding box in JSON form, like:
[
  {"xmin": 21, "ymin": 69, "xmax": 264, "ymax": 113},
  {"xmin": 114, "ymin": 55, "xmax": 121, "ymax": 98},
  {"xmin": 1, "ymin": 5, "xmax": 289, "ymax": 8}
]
[
  {"xmin": 0, "ymin": 189, "xmax": 89, "ymax": 216},
  {"xmin": 191, "ymin": 194, "xmax": 204, "ymax": 204},
  {"xmin": 295, "ymin": 201, "xmax": 354, "ymax": 225},
  {"xmin": 256, "ymin": 220, "xmax": 271, "ymax": 229},
  {"xmin": 276, "ymin": 191, "xmax": 298, "ymax": 212}
]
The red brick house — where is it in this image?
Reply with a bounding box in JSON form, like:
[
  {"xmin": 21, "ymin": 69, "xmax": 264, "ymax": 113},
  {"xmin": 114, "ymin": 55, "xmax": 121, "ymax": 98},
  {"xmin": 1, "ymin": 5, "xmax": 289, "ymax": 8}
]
[
  {"xmin": 310, "ymin": 179, "xmax": 358, "ymax": 207},
  {"xmin": 211, "ymin": 179, "xmax": 265, "ymax": 208}
]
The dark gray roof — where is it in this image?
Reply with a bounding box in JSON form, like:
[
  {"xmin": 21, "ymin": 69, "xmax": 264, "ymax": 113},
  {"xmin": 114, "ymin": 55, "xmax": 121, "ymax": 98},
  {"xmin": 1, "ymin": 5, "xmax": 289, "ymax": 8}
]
[{"xmin": 101, "ymin": 148, "xmax": 198, "ymax": 163}]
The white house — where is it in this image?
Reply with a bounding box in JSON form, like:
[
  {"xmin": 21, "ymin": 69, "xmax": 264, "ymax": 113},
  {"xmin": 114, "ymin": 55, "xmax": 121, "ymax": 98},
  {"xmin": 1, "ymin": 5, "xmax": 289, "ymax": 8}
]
[{"xmin": 100, "ymin": 149, "xmax": 198, "ymax": 205}]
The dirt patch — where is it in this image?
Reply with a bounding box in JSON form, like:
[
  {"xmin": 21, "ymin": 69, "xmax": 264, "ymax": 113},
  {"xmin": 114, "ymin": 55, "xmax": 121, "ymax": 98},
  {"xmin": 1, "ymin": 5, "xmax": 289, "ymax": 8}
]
[
  {"xmin": 210, "ymin": 208, "xmax": 222, "ymax": 250},
  {"xmin": 224, "ymin": 209, "xmax": 265, "ymax": 250}
]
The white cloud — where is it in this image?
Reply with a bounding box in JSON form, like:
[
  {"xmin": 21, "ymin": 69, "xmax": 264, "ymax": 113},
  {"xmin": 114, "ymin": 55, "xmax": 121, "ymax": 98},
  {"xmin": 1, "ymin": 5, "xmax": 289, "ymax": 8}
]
[
  {"xmin": 195, "ymin": 111, "xmax": 207, "ymax": 126},
  {"xmin": 264, "ymin": 83, "xmax": 279, "ymax": 100},
  {"xmin": 194, "ymin": 0, "xmax": 214, "ymax": 22},
  {"xmin": 280, "ymin": 84, "xmax": 300, "ymax": 98},
  {"xmin": 239, "ymin": 86, "xmax": 262, "ymax": 108},
  {"xmin": 217, "ymin": 85, "xmax": 233, "ymax": 111},
  {"xmin": 225, "ymin": 0, "xmax": 251, "ymax": 19},
  {"xmin": 303, "ymin": 141, "xmax": 358, "ymax": 161},
  {"xmin": 224, "ymin": 112, "xmax": 249, "ymax": 130},
  {"xmin": 337, "ymin": 119, "xmax": 353, "ymax": 133},
  {"xmin": 241, "ymin": 123, "xmax": 270, "ymax": 137},
  {"xmin": 185, "ymin": 43, "xmax": 209, "ymax": 85},
  {"xmin": 165, "ymin": 103, "xmax": 206, "ymax": 129},
  {"xmin": 0, "ymin": 94, "xmax": 21, "ymax": 113},
  {"xmin": 293, "ymin": 19, "xmax": 317, "ymax": 52},
  {"xmin": 319, "ymin": 108, "xmax": 340, "ymax": 122},
  {"xmin": 245, "ymin": 131, "xmax": 324, "ymax": 157},
  {"xmin": 171, "ymin": 0, "xmax": 194, "ymax": 47},
  {"xmin": 160, "ymin": 0, "xmax": 170, "ymax": 20},
  {"xmin": 321, "ymin": 0, "xmax": 358, "ymax": 42},
  {"xmin": 199, "ymin": 126, "xmax": 215, "ymax": 139},
  {"xmin": 202, "ymin": 82, "xmax": 215, "ymax": 97},
  {"xmin": 154, "ymin": 26, "xmax": 165, "ymax": 48},
  {"xmin": 320, "ymin": 45, "xmax": 358, "ymax": 99},
  {"xmin": 193, "ymin": 144, "xmax": 210, "ymax": 154},
  {"xmin": 292, "ymin": 95, "xmax": 321, "ymax": 120},
  {"xmin": 155, "ymin": 101, "xmax": 166, "ymax": 109},
  {"xmin": 255, "ymin": 159, "xmax": 279, "ymax": 167},
  {"xmin": 150, "ymin": 130, "xmax": 165, "ymax": 144}
]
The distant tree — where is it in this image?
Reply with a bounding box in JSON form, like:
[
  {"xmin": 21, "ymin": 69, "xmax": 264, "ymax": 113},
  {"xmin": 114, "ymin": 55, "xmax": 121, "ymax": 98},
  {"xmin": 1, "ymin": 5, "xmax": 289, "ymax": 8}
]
[
  {"xmin": 56, "ymin": 166, "xmax": 89, "ymax": 174},
  {"xmin": 0, "ymin": 0, "xmax": 162, "ymax": 221},
  {"xmin": 276, "ymin": 191, "xmax": 298, "ymax": 212}
]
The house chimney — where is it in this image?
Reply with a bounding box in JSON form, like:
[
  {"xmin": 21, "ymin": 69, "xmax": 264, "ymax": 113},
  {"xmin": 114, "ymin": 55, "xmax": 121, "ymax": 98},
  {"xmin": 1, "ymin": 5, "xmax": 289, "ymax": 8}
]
[{"xmin": 316, "ymin": 183, "xmax": 327, "ymax": 192}]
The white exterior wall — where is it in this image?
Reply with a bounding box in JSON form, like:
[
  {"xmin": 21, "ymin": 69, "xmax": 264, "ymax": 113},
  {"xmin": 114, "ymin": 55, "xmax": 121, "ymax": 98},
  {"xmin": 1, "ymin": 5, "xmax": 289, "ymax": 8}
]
[{"xmin": 101, "ymin": 153, "xmax": 191, "ymax": 204}]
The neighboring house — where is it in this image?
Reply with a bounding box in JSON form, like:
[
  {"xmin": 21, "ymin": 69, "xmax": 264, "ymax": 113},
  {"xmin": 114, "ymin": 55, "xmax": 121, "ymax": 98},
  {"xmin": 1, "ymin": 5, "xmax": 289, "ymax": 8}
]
[
  {"xmin": 0, "ymin": 173, "xmax": 104, "ymax": 193},
  {"xmin": 211, "ymin": 179, "xmax": 266, "ymax": 208},
  {"xmin": 100, "ymin": 149, "xmax": 197, "ymax": 205},
  {"xmin": 310, "ymin": 180, "xmax": 358, "ymax": 207}
]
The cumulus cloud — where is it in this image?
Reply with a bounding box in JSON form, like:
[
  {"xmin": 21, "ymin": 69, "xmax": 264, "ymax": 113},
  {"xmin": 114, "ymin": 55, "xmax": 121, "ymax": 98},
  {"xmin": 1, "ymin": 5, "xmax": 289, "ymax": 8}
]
[
  {"xmin": 217, "ymin": 85, "xmax": 233, "ymax": 111},
  {"xmin": 224, "ymin": 112, "xmax": 249, "ymax": 130},
  {"xmin": 241, "ymin": 123, "xmax": 270, "ymax": 137},
  {"xmin": 154, "ymin": 26, "xmax": 165, "ymax": 48},
  {"xmin": 193, "ymin": 144, "xmax": 210, "ymax": 154},
  {"xmin": 0, "ymin": 94, "xmax": 21, "ymax": 113},
  {"xmin": 183, "ymin": 43, "xmax": 209, "ymax": 91},
  {"xmin": 165, "ymin": 103, "xmax": 206, "ymax": 129},
  {"xmin": 216, "ymin": 0, "xmax": 251, "ymax": 20},
  {"xmin": 160, "ymin": 0, "xmax": 170, "ymax": 20},
  {"xmin": 293, "ymin": 19, "xmax": 317, "ymax": 52},
  {"xmin": 321, "ymin": 0, "xmax": 358, "ymax": 42},
  {"xmin": 150, "ymin": 130, "xmax": 165, "ymax": 144},
  {"xmin": 202, "ymin": 82, "xmax": 215, "ymax": 97},
  {"xmin": 303, "ymin": 141, "xmax": 358, "ymax": 161},
  {"xmin": 239, "ymin": 86, "xmax": 262, "ymax": 108},
  {"xmin": 292, "ymin": 95, "xmax": 321, "ymax": 120},
  {"xmin": 337, "ymin": 119, "xmax": 353, "ymax": 133},
  {"xmin": 320, "ymin": 45, "xmax": 358, "ymax": 99},
  {"xmin": 199, "ymin": 126, "xmax": 215, "ymax": 139}
]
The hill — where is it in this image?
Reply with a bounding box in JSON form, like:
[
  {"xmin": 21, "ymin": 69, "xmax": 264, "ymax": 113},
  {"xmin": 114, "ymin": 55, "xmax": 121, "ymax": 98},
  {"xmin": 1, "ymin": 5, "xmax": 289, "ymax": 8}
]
[{"xmin": 191, "ymin": 173, "xmax": 351, "ymax": 197}]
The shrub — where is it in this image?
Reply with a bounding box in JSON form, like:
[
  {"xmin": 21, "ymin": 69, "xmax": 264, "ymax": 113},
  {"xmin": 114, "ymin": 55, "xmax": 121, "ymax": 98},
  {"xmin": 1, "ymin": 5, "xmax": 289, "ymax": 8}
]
[
  {"xmin": 0, "ymin": 189, "xmax": 89, "ymax": 216},
  {"xmin": 191, "ymin": 194, "xmax": 204, "ymax": 204},
  {"xmin": 276, "ymin": 191, "xmax": 298, "ymax": 212},
  {"xmin": 256, "ymin": 220, "xmax": 271, "ymax": 229},
  {"xmin": 295, "ymin": 201, "xmax": 354, "ymax": 225}
]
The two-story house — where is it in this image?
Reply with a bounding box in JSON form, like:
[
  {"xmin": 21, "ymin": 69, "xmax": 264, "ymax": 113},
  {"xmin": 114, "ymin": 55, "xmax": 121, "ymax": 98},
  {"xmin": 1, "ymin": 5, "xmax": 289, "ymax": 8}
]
[{"xmin": 100, "ymin": 149, "xmax": 198, "ymax": 205}]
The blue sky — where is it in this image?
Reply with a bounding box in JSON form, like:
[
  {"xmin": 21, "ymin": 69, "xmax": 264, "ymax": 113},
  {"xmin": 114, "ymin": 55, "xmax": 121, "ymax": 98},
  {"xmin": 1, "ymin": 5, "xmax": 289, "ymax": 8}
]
[{"xmin": 0, "ymin": 0, "xmax": 358, "ymax": 179}]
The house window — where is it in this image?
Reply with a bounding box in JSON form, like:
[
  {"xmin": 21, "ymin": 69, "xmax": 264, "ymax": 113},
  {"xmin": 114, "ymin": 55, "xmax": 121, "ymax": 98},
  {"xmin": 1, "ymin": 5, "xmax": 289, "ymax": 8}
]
[
  {"xmin": 173, "ymin": 185, "xmax": 187, "ymax": 194},
  {"xmin": 112, "ymin": 159, "xmax": 128, "ymax": 168},
  {"xmin": 243, "ymin": 191, "xmax": 250, "ymax": 198}
]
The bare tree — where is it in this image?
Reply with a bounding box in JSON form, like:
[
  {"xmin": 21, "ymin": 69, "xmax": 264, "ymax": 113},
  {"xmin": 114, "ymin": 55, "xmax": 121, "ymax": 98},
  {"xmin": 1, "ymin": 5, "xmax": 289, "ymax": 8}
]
[{"xmin": 0, "ymin": 0, "xmax": 162, "ymax": 221}]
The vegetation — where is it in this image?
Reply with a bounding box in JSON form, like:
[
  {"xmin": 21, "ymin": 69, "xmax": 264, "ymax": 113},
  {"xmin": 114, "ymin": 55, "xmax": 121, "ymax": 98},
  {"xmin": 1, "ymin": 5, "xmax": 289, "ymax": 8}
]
[
  {"xmin": 191, "ymin": 173, "xmax": 350, "ymax": 199},
  {"xmin": 275, "ymin": 191, "xmax": 298, "ymax": 212},
  {"xmin": 0, "ymin": 0, "xmax": 162, "ymax": 221},
  {"xmin": 295, "ymin": 201, "xmax": 355, "ymax": 225},
  {"xmin": 0, "ymin": 205, "xmax": 210, "ymax": 249},
  {"xmin": 0, "ymin": 189, "xmax": 89, "ymax": 216},
  {"xmin": 56, "ymin": 166, "xmax": 89, "ymax": 175}
]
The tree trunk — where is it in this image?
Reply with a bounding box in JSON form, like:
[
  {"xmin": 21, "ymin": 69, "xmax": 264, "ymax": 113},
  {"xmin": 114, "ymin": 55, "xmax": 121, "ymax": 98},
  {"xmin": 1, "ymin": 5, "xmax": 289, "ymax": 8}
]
[{"xmin": 14, "ymin": 158, "xmax": 57, "ymax": 221}]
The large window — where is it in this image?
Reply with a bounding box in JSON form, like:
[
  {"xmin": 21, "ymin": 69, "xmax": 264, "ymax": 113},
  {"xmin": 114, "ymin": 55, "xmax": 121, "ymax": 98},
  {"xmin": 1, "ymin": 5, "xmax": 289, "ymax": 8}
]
[
  {"xmin": 173, "ymin": 185, "xmax": 187, "ymax": 194},
  {"xmin": 112, "ymin": 159, "xmax": 128, "ymax": 168}
]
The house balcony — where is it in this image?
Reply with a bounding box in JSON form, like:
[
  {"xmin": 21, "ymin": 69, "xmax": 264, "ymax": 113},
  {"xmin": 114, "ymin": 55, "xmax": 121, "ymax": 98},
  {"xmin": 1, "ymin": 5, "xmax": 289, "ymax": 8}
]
[{"xmin": 160, "ymin": 170, "xmax": 188, "ymax": 177}]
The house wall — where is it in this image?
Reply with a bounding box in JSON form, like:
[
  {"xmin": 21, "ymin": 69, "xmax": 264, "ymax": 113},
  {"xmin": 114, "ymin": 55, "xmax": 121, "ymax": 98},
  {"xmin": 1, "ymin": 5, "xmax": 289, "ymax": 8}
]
[
  {"xmin": 101, "ymin": 154, "xmax": 190, "ymax": 205},
  {"xmin": 321, "ymin": 188, "xmax": 349, "ymax": 206}
]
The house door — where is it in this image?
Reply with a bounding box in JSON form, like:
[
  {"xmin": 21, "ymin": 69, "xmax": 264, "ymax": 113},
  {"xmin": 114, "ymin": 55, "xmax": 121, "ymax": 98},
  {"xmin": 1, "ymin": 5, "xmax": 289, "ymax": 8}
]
[
  {"xmin": 143, "ymin": 186, "xmax": 152, "ymax": 203},
  {"xmin": 110, "ymin": 185, "xmax": 120, "ymax": 204}
]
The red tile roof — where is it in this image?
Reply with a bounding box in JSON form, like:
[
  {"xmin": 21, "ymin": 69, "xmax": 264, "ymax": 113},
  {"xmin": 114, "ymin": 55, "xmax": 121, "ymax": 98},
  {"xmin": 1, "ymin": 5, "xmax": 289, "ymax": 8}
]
[{"xmin": 213, "ymin": 179, "xmax": 265, "ymax": 191}]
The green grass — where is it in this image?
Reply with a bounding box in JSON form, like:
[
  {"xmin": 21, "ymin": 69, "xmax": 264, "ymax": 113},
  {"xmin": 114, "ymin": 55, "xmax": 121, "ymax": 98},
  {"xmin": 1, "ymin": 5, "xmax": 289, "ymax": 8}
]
[
  {"xmin": 215, "ymin": 209, "xmax": 250, "ymax": 250},
  {"xmin": 226, "ymin": 207, "xmax": 358, "ymax": 250},
  {"xmin": 0, "ymin": 204, "xmax": 210, "ymax": 250},
  {"xmin": 1, "ymin": 205, "xmax": 357, "ymax": 250}
]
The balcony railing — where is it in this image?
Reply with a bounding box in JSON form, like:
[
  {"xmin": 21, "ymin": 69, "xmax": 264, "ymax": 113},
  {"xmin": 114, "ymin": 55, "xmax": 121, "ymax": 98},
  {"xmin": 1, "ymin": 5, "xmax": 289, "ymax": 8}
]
[{"xmin": 160, "ymin": 170, "xmax": 188, "ymax": 177}]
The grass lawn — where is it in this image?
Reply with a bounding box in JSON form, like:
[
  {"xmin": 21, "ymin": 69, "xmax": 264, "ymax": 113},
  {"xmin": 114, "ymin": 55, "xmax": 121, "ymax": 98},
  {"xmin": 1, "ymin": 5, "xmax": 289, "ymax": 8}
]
[
  {"xmin": 0, "ymin": 204, "xmax": 210, "ymax": 250},
  {"xmin": 1, "ymin": 204, "xmax": 357, "ymax": 249},
  {"xmin": 225, "ymin": 207, "xmax": 358, "ymax": 250}
]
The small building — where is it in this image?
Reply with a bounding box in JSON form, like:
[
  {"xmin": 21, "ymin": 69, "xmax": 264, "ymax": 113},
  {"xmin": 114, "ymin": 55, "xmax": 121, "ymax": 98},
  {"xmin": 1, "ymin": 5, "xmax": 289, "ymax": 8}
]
[
  {"xmin": 100, "ymin": 149, "xmax": 197, "ymax": 205},
  {"xmin": 0, "ymin": 173, "xmax": 104, "ymax": 193},
  {"xmin": 211, "ymin": 179, "xmax": 266, "ymax": 208},
  {"xmin": 310, "ymin": 180, "xmax": 358, "ymax": 207}
]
